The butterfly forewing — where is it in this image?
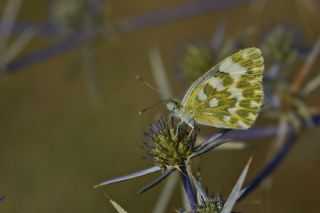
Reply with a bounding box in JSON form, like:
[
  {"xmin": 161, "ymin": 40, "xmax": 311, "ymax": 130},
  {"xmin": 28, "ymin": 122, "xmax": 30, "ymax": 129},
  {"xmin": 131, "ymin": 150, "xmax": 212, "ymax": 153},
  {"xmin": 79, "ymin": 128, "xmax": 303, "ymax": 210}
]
[{"xmin": 182, "ymin": 48, "xmax": 264, "ymax": 129}]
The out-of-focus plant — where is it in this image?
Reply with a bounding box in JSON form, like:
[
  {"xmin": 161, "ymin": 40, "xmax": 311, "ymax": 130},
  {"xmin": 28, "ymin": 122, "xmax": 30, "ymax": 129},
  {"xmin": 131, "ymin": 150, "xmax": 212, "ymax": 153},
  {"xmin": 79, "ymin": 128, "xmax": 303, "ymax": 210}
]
[
  {"xmin": 179, "ymin": 45, "xmax": 217, "ymax": 81},
  {"xmin": 48, "ymin": 0, "xmax": 112, "ymax": 106},
  {"xmin": 177, "ymin": 25, "xmax": 255, "ymax": 82},
  {"xmin": 52, "ymin": 0, "xmax": 90, "ymax": 34},
  {"xmin": 251, "ymin": 0, "xmax": 320, "ymax": 38},
  {"xmin": 0, "ymin": 0, "xmax": 36, "ymax": 72},
  {"xmin": 4, "ymin": 0, "xmax": 252, "ymax": 73},
  {"xmin": 50, "ymin": 0, "xmax": 112, "ymax": 36},
  {"xmin": 250, "ymin": 24, "xmax": 320, "ymax": 208},
  {"xmin": 51, "ymin": 0, "xmax": 90, "ymax": 34},
  {"xmin": 1, "ymin": 0, "xmax": 253, "ymax": 106},
  {"xmin": 261, "ymin": 25, "xmax": 300, "ymax": 64},
  {"xmin": 261, "ymin": 25, "xmax": 320, "ymax": 145}
]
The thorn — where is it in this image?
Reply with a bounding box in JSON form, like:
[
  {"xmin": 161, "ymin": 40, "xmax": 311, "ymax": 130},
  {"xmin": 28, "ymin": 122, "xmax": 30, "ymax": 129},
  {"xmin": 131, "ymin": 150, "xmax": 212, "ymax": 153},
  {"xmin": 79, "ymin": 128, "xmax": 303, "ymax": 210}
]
[
  {"xmin": 247, "ymin": 156, "xmax": 253, "ymax": 166},
  {"xmin": 93, "ymin": 184, "xmax": 101, "ymax": 189},
  {"xmin": 104, "ymin": 193, "xmax": 111, "ymax": 201}
]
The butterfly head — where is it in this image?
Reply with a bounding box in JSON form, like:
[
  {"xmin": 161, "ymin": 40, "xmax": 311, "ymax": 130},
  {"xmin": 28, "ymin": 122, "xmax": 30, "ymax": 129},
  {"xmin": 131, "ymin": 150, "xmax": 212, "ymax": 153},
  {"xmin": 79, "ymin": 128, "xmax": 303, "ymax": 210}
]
[{"xmin": 166, "ymin": 99, "xmax": 182, "ymax": 114}]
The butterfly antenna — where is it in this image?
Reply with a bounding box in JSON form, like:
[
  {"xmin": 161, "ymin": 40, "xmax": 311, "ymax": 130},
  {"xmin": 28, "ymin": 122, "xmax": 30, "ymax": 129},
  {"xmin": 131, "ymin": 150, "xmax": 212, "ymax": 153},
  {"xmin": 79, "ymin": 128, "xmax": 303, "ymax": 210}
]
[
  {"xmin": 138, "ymin": 100, "xmax": 167, "ymax": 115},
  {"xmin": 136, "ymin": 75, "xmax": 167, "ymax": 97}
]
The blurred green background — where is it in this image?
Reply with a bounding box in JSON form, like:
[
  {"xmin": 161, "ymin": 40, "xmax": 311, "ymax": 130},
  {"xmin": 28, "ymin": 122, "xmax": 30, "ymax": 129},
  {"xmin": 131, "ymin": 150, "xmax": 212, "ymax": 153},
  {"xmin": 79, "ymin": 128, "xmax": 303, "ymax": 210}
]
[{"xmin": 0, "ymin": 0, "xmax": 320, "ymax": 212}]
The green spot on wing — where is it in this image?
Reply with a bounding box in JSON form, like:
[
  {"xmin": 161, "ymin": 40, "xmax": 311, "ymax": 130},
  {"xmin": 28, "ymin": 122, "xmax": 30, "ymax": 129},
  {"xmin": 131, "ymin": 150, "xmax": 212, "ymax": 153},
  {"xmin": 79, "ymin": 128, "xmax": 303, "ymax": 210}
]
[{"xmin": 222, "ymin": 73, "xmax": 234, "ymax": 87}]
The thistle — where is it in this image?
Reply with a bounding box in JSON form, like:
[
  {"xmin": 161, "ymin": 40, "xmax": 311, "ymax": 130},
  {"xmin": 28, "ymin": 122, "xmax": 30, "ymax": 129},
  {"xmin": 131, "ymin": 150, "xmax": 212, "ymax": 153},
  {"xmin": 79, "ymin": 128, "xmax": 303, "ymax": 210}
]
[
  {"xmin": 180, "ymin": 45, "xmax": 217, "ymax": 81},
  {"xmin": 143, "ymin": 118, "xmax": 198, "ymax": 169},
  {"xmin": 51, "ymin": 0, "xmax": 103, "ymax": 34},
  {"xmin": 261, "ymin": 25, "xmax": 300, "ymax": 64},
  {"xmin": 177, "ymin": 158, "xmax": 252, "ymax": 213},
  {"xmin": 51, "ymin": 0, "xmax": 87, "ymax": 33},
  {"xmin": 177, "ymin": 25, "xmax": 255, "ymax": 82},
  {"xmin": 94, "ymin": 118, "xmax": 229, "ymax": 203},
  {"xmin": 196, "ymin": 196, "xmax": 224, "ymax": 213},
  {"xmin": 263, "ymin": 36, "xmax": 320, "ymax": 132}
]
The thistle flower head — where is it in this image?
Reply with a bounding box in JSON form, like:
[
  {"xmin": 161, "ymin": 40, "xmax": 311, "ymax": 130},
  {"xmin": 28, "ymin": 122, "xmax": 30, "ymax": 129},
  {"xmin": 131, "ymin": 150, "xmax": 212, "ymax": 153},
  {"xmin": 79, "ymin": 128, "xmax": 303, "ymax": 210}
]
[
  {"xmin": 143, "ymin": 118, "xmax": 199, "ymax": 169},
  {"xmin": 51, "ymin": 0, "xmax": 101, "ymax": 34},
  {"xmin": 95, "ymin": 119, "xmax": 229, "ymax": 192},
  {"xmin": 261, "ymin": 25, "xmax": 299, "ymax": 63},
  {"xmin": 196, "ymin": 196, "xmax": 224, "ymax": 213}
]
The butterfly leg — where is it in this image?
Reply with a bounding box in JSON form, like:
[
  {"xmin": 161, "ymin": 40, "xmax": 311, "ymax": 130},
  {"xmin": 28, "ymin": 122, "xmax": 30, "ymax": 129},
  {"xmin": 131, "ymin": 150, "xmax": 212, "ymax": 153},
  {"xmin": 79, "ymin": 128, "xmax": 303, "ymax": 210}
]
[
  {"xmin": 187, "ymin": 123, "xmax": 194, "ymax": 137},
  {"xmin": 175, "ymin": 120, "xmax": 184, "ymax": 136}
]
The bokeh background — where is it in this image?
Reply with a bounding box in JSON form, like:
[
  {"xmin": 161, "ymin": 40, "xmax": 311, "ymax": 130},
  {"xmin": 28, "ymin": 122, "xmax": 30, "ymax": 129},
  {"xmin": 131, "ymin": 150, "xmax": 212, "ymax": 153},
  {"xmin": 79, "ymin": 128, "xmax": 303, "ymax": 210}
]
[{"xmin": 0, "ymin": 0, "xmax": 320, "ymax": 212}]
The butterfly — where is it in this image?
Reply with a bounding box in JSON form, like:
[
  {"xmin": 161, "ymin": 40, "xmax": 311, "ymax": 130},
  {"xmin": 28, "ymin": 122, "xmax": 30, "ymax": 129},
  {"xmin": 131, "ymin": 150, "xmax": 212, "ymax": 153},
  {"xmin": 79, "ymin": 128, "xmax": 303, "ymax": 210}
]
[{"xmin": 167, "ymin": 47, "xmax": 264, "ymax": 130}]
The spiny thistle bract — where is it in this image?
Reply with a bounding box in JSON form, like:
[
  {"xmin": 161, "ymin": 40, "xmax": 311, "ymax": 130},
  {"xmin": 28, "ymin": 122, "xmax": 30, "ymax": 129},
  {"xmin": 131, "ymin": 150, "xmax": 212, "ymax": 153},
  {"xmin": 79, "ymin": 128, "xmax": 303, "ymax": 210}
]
[{"xmin": 143, "ymin": 118, "xmax": 199, "ymax": 169}]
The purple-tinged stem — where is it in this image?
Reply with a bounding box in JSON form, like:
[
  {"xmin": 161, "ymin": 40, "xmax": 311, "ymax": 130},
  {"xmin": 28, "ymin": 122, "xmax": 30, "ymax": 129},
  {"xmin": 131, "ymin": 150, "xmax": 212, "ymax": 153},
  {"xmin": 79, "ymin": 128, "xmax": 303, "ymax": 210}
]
[
  {"xmin": 222, "ymin": 114, "xmax": 320, "ymax": 141},
  {"xmin": 10, "ymin": 0, "xmax": 250, "ymax": 37},
  {"xmin": 238, "ymin": 133, "xmax": 296, "ymax": 201},
  {"xmin": 179, "ymin": 165, "xmax": 197, "ymax": 211},
  {"xmin": 4, "ymin": 0, "xmax": 251, "ymax": 73},
  {"xmin": 4, "ymin": 31, "xmax": 94, "ymax": 73},
  {"xmin": 10, "ymin": 22, "xmax": 60, "ymax": 37},
  {"xmin": 116, "ymin": 0, "xmax": 250, "ymax": 33},
  {"xmin": 226, "ymin": 115, "xmax": 320, "ymax": 200}
]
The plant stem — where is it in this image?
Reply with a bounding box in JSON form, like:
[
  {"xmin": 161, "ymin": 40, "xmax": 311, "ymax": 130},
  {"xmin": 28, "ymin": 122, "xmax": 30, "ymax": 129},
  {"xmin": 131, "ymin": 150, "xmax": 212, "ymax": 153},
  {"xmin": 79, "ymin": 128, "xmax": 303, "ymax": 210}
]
[
  {"xmin": 238, "ymin": 133, "xmax": 296, "ymax": 201},
  {"xmin": 179, "ymin": 165, "xmax": 197, "ymax": 211}
]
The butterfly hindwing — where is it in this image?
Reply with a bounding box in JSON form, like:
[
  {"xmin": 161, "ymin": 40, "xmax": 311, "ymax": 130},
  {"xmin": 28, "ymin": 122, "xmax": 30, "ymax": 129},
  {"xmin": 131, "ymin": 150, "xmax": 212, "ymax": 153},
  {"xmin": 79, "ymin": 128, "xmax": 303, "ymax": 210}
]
[{"xmin": 182, "ymin": 48, "xmax": 264, "ymax": 129}]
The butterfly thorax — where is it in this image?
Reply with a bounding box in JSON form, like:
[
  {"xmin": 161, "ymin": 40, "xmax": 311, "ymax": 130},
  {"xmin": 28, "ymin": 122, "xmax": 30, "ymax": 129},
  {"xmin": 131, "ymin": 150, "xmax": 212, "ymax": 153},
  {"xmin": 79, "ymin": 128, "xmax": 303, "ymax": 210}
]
[{"xmin": 166, "ymin": 99, "xmax": 195, "ymax": 128}]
